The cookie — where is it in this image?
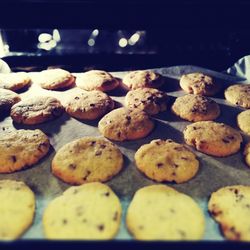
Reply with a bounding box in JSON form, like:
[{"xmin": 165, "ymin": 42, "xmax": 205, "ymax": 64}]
[
  {"xmin": 125, "ymin": 88, "xmax": 168, "ymax": 115},
  {"xmin": 134, "ymin": 139, "xmax": 199, "ymax": 183},
  {"xmin": 0, "ymin": 72, "xmax": 31, "ymax": 91},
  {"xmin": 0, "ymin": 129, "xmax": 50, "ymax": 173},
  {"xmin": 184, "ymin": 121, "xmax": 242, "ymax": 157},
  {"xmin": 38, "ymin": 68, "xmax": 75, "ymax": 90},
  {"xmin": 122, "ymin": 70, "xmax": 164, "ymax": 90},
  {"xmin": 65, "ymin": 90, "xmax": 114, "ymax": 120},
  {"xmin": 208, "ymin": 185, "xmax": 250, "ymax": 241},
  {"xmin": 0, "ymin": 88, "xmax": 21, "ymax": 114},
  {"xmin": 171, "ymin": 94, "xmax": 220, "ymax": 122},
  {"xmin": 126, "ymin": 185, "xmax": 205, "ymax": 240},
  {"xmin": 225, "ymin": 84, "xmax": 250, "ymax": 108},
  {"xmin": 43, "ymin": 182, "xmax": 122, "ymax": 239},
  {"xmin": 0, "ymin": 180, "xmax": 35, "ymax": 240},
  {"xmin": 10, "ymin": 96, "xmax": 64, "ymax": 125},
  {"xmin": 98, "ymin": 107, "xmax": 154, "ymax": 141},
  {"xmin": 76, "ymin": 70, "xmax": 119, "ymax": 92},
  {"xmin": 244, "ymin": 142, "xmax": 250, "ymax": 167},
  {"xmin": 52, "ymin": 137, "xmax": 123, "ymax": 185},
  {"xmin": 237, "ymin": 110, "xmax": 250, "ymax": 135},
  {"xmin": 180, "ymin": 73, "xmax": 220, "ymax": 96}
]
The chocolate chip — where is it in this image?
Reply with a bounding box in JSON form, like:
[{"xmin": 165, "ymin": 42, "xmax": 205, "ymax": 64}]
[
  {"xmin": 11, "ymin": 155, "xmax": 17, "ymax": 162},
  {"xmin": 181, "ymin": 157, "xmax": 188, "ymax": 160},
  {"xmin": 113, "ymin": 211, "xmax": 118, "ymax": 221},
  {"xmin": 100, "ymin": 144, "xmax": 106, "ymax": 149},
  {"xmin": 173, "ymin": 147, "xmax": 183, "ymax": 151},
  {"xmin": 103, "ymin": 192, "xmax": 110, "ymax": 197},
  {"xmin": 82, "ymin": 170, "xmax": 91, "ymax": 181},
  {"xmin": 90, "ymin": 103, "xmax": 95, "ymax": 107},
  {"xmin": 234, "ymin": 189, "xmax": 239, "ymax": 195},
  {"xmin": 68, "ymin": 163, "xmax": 77, "ymax": 170},
  {"xmin": 62, "ymin": 219, "xmax": 68, "ymax": 225},
  {"xmin": 172, "ymin": 163, "xmax": 179, "ymax": 168},
  {"xmin": 95, "ymin": 150, "xmax": 102, "ymax": 156},
  {"xmin": 74, "ymin": 97, "xmax": 80, "ymax": 100},
  {"xmin": 97, "ymin": 224, "xmax": 105, "ymax": 231},
  {"xmin": 89, "ymin": 141, "xmax": 96, "ymax": 146},
  {"xmin": 157, "ymin": 163, "xmax": 163, "ymax": 168}
]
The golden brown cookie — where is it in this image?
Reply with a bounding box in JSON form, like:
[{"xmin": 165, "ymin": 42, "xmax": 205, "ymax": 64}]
[
  {"xmin": 43, "ymin": 182, "xmax": 122, "ymax": 239},
  {"xmin": 237, "ymin": 110, "xmax": 250, "ymax": 135},
  {"xmin": 0, "ymin": 72, "xmax": 31, "ymax": 91},
  {"xmin": 225, "ymin": 84, "xmax": 250, "ymax": 108},
  {"xmin": 208, "ymin": 185, "xmax": 250, "ymax": 241},
  {"xmin": 0, "ymin": 180, "xmax": 35, "ymax": 240},
  {"xmin": 125, "ymin": 88, "xmax": 168, "ymax": 115},
  {"xmin": 98, "ymin": 107, "xmax": 154, "ymax": 141},
  {"xmin": 38, "ymin": 68, "xmax": 75, "ymax": 90},
  {"xmin": 10, "ymin": 96, "xmax": 64, "ymax": 125},
  {"xmin": 0, "ymin": 129, "xmax": 50, "ymax": 173},
  {"xmin": 0, "ymin": 88, "xmax": 21, "ymax": 114},
  {"xmin": 180, "ymin": 73, "xmax": 220, "ymax": 96},
  {"xmin": 126, "ymin": 185, "xmax": 205, "ymax": 240},
  {"xmin": 134, "ymin": 139, "xmax": 199, "ymax": 183},
  {"xmin": 122, "ymin": 70, "xmax": 164, "ymax": 90},
  {"xmin": 171, "ymin": 94, "xmax": 220, "ymax": 122},
  {"xmin": 243, "ymin": 142, "xmax": 250, "ymax": 167},
  {"xmin": 76, "ymin": 70, "xmax": 119, "ymax": 92},
  {"xmin": 65, "ymin": 90, "xmax": 114, "ymax": 120},
  {"xmin": 52, "ymin": 137, "xmax": 123, "ymax": 185},
  {"xmin": 184, "ymin": 121, "xmax": 242, "ymax": 157}
]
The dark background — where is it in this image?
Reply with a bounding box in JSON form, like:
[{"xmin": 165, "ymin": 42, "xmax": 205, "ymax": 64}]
[{"xmin": 1, "ymin": 0, "xmax": 250, "ymax": 72}]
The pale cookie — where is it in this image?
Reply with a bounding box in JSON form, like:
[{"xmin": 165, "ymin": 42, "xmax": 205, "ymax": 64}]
[
  {"xmin": 43, "ymin": 182, "xmax": 122, "ymax": 240},
  {"xmin": 208, "ymin": 185, "xmax": 250, "ymax": 241},
  {"xmin": 0, "ymin": 72, "xmax": 31, "ymax": 91},
  {"xmin": 0, "ymin": 180, "xmax": 35, "ymax": 240},
  {"xmin": 134, "ymin": 139, "xmax": 199, "ymax": 183},
  {"xmin": 52, "ymin": 137, "xmax": 123, "ymax": 185},
  {"xmin": 98, "ymin": 107, "xmax": 154, "ymax": 141},
  {"xmin": 125, "ymin": 88, "xmax": 168, "ymax": 115},
  {"xmin": 10, "ymin": 96, "xmax": 64, "ymax": 125},
  {"xmin": 38, "ymin": 68, "xmax": 75, "ymax": 90},
  {"xmin": 180, "ymin": 73, "xmax": 220, "ymax": 96},
  {"xmin": 65, "ymin": 90, "xmax": 114, "ymax": 120},
  {"xmin": 0, "ymin": 129, "xmax": 50, "ymax": 173},
  {"xmin": 123, "ymin": 70, "xmax": 164, "ymax": 90},
  {"xmin": 243, "ymin": 142, "xmax": 250, "ymax": 167},
  {"xmin": 184, "ymin": 121, "xmax": 242, "ymax": 157},
  {"xmin": 0, "ymin": 88, "xmax": 21, "ymax": 114},
  {"xmin": 126, "ymin": 185, "xmax": 205, "ymax": 240},
  {"xmin": 237, "ymin": 110, "xmax": 250, "ymax": 135},
  {"xmin": 225, "ymin": 84, "xmax": 250, "ymax": 108},
  {"xmin": 171, "ymin": 94, "xmax": 220, "ymax": 122},
  {"xmin": 76, "ymin": 70, "xmax": 119, "ymax": 92}
]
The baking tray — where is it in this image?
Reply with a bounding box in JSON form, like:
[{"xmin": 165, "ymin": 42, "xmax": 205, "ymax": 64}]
[{"xmin": 0, "ymin": 66, "xmax": 250, "ymax": 248}]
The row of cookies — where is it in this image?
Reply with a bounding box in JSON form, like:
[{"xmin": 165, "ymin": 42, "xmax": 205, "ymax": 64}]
[
  {"xmin": 1, "ymin": 179, "xmax": 250, "ymax": 241},
  {"xmin": 0, "ymin": 69, "xmax": 164, "ymax": 93}
]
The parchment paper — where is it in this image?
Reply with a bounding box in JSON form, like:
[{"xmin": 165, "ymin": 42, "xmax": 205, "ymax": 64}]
[{"xmin": 0, "ymin": 65, "xmax": 249, "ymax": 240}]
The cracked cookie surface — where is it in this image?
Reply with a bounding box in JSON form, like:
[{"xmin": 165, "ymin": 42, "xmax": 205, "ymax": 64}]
[
  {"xmin": 43, "ymin": 182, "xmax": 122, "ymax": 239},
  {"xmin": 98, "ymin": 107, "xmax": 154, "ymax": 141},
  {"xmin": 172, "ymin": 94, "xmax": 220, "ymax": 122},
  {"xmin": 184, "ymin": 121, "xmax": 242, "ymax": 157},
  {"xmin": 10, "ymin": 96, "xmax": 64, "ymax": 125},
  {"xmin": 126, "ymin": 185, "xmax": 205, "ymax": 240},
  {"xmin": 134, "ymin": 139, "xmax": 199, "ymax": 183},
  {"xmin": 0, "ymin": 129, "xmax": 50, "ymax": 173},
  {"xmin": 52, "ymin": 137, "xmax": 123, "ymax": 185},
  {"xmin": 0, "ymin": 180, "xmax": 35, "ymax": 240},
  {"xmin": 209, "ymin": 185, "xmax": 250, "ymax": 241},
  {"xmin": 180, "ymin": 73, "xmax": 220, "ymax": 96}
]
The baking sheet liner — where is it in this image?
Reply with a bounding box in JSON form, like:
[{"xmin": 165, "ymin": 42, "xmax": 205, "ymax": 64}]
[{"xmin": 0, "ymin": 65, "xmax": 248, "ymax": 240}]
